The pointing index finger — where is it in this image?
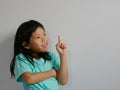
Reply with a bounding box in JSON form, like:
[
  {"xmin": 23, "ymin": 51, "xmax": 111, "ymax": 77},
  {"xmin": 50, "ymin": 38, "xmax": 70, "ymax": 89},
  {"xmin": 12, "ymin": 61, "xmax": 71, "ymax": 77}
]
[{"xmin": 58, "ymin": 35, "xmax": 61, "ymax": 43}]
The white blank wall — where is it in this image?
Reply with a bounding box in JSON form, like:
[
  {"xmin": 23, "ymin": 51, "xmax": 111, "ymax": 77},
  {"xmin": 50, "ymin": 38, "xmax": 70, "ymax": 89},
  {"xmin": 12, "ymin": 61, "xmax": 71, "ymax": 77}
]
[{"xmin": 0, "ymin": 0, "xmax": 120, "ymax": 90}]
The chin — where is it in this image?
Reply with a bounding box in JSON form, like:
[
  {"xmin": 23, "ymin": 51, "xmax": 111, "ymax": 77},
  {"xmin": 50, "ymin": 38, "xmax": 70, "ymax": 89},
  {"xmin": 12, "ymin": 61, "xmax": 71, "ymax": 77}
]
[{"xmin": 41, "ymin": 49, "xmax": 48, "ymax": 52}]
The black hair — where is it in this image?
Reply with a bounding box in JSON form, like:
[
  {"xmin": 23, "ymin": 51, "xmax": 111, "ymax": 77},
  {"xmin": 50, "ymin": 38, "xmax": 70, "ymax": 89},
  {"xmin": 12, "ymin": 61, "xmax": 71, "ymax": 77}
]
[{"xmin": 10, "ymin": 20, "xmax": 51, "ymax": 78}]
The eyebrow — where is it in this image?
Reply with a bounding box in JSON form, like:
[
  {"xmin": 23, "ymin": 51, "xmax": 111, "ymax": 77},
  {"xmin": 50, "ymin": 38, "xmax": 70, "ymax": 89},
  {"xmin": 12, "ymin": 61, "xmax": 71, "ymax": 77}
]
[{"xmin": 33, "ymin": 32, "xmax": 46, "ymax": 37}]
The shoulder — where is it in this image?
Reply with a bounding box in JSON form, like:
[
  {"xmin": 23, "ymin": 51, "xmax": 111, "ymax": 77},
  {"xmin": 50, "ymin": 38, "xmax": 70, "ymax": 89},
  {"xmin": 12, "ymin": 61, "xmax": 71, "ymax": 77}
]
[
  {"xmin": 15, "ymin": 53, "xmax": 30, "ymax": 63},
  {"xmin": 16, "ymin": 53, "xmax": 26, "ymax": 60},
  {"xmin": 48, "ymin": 51, "xmax": 59, "ymax": 58},
  {"xmin": 16, "ymin": 53, "xmax": 26, "ymax": 58},
  {"xmin": 48, "ymin": 51, "xmax": 60, "ymax": 62}
]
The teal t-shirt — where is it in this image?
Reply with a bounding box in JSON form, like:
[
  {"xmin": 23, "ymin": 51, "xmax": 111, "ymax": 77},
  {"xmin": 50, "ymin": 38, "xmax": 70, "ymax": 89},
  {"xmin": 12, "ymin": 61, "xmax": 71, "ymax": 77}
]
[{"xmin": 14, "ymin": 52, "xmax": 60, "ymax": 90}]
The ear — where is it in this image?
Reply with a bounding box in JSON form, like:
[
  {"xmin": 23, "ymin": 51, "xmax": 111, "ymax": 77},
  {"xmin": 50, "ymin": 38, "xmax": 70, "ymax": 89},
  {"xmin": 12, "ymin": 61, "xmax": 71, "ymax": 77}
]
[{"xmin": 22, "ymin": 41, "xmax": 30, "ymax": 49}]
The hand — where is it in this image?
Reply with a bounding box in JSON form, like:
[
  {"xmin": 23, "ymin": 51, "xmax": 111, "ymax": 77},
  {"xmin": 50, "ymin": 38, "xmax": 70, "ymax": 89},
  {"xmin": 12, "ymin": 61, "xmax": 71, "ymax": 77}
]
[
  {"xmin": 51, "ymin": 69, "xmax": 56, "ymax": 78},
  {"xmin": 56, "ymin": 35, "xmax": 67, "ymax": 55}
]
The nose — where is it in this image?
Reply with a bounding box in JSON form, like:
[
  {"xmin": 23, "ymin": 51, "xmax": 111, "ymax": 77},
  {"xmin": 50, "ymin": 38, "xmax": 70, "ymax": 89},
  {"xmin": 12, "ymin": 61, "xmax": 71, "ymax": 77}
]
[{"xmin": 41, "ymin": 36, "xmax": 46, "ymax": 42}]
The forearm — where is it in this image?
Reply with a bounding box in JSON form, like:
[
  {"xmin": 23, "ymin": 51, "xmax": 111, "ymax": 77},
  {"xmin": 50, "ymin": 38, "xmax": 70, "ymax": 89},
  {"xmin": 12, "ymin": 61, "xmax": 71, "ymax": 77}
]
[
  {"xmin": 22, "ymin": 69, "xmax": 56, "ymax": 84},
  {"xmin": 56, "ymin": 54, "xmax": 68, "ymax": 85}
]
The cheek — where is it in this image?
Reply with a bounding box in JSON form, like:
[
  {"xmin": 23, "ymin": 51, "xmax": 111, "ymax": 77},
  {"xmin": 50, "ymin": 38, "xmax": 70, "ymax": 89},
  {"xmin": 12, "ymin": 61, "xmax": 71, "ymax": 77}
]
[
  {"xmin": 30, "ymin": 44, "xmax": 42, "ymax": 52},
  {"xmin": 29, "ymin": 41, "xmax": 40, "ymax": 48},
  {"xmin": 45, "ymin": 37, "xmax": 48, "ymax": 43}
]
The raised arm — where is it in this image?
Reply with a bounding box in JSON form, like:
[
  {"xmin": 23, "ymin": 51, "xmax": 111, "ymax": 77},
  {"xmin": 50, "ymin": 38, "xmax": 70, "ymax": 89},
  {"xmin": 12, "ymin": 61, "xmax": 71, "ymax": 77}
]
[{"xmin": 56, "ymin": 35, "xmax": 68, "ymax": 85}]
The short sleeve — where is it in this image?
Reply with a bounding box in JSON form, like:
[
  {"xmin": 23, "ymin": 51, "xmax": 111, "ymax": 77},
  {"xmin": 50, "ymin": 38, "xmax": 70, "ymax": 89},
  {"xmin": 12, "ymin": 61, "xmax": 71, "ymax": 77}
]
[
  {"xmin": 14, "ymin": 54, "xmax": 33, "ymax": 82},
  {"xmin": 50, "ymin": 52, "xmax": 60, "ymax": 71}
]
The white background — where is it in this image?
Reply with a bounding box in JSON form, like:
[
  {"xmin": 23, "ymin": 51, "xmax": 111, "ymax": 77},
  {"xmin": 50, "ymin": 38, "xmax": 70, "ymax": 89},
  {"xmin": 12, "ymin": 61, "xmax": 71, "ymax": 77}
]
[{"xmin": 0, "ymin": 0, "xmax": 120, "ymax": 90}]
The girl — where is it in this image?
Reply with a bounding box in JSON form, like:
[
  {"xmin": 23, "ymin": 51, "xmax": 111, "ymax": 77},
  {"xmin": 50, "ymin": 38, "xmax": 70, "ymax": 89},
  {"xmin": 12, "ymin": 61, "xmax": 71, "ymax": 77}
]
[{"xmin": 10, "ymin": 20, "xmax": 68, "ymax": 90}]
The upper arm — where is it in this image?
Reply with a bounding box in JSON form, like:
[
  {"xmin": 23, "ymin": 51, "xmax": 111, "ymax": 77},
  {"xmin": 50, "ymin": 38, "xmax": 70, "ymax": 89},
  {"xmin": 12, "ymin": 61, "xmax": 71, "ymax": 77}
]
[
  {"xmin": 52, "ymin": 52, "xmax": 60, "ymax": 71},
  {"xmin": 14, "ymin": 55, "xmax": 33, "ymax": 82}
]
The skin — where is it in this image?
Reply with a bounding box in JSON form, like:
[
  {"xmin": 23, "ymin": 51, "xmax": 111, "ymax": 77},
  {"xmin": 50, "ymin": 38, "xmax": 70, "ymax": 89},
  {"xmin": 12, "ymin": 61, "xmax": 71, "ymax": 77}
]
[{"xmin": 21, "ymin": 27, "xmax": 68, "ymax": 85}]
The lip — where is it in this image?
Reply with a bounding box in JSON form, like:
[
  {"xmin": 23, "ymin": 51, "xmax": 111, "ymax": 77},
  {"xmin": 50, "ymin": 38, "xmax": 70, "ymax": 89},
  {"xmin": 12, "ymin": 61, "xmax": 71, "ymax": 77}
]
[{"xmin": 41, "ymin": 44, "xmax": 48, "ymax": 48}]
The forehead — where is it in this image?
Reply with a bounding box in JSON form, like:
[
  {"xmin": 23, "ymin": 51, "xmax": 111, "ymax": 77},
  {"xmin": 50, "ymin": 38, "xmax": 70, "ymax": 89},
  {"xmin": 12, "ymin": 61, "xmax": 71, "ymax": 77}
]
[{"xmin": 31, "ymin": 27, "xmax": 45, "ymax": 36}]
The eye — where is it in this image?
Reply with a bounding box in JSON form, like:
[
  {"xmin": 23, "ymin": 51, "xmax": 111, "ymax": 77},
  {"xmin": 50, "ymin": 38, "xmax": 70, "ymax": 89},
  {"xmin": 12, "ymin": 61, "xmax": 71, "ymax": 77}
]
[
  {"xmin": 37, "ymin": 36, "xmax": 40, "ymax": 38},
  {"xmin": 35, "ymin": 36, "xmax": 40, "ymax": 39},
  {"xmin": 43, "ymin": 33, "xmax": 46, "ymax": 36}
]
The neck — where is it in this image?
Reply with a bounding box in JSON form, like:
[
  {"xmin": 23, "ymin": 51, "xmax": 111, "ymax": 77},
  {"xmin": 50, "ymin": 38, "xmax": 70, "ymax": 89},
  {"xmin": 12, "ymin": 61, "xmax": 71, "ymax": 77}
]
[{"xmin": 32, "ymin": 53, "xmax": 40, "ymax": 59}]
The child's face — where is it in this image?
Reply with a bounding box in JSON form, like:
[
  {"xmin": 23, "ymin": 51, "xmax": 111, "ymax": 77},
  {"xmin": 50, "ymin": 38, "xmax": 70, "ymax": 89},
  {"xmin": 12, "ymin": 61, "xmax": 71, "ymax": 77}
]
[{"xmin": 28, "ymin": 27, "xmax": 48, "ymax": 53}]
